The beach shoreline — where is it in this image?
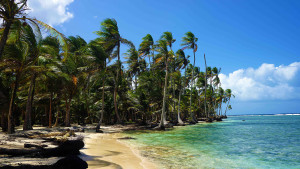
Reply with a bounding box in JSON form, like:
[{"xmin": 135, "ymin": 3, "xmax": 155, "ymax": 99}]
[{"xmin": 80, "ymin": 126, "xmax": 157, "ymax": 169}]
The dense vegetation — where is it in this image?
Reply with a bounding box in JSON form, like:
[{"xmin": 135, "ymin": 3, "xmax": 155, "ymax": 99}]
[{"xmin": 0, "ymin": 1, "xmax": 233, "ymax": 134}]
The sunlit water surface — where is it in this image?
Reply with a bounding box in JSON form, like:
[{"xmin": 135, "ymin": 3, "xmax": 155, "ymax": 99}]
[{"xmin": 123, "ymin": 115, "xmax": 300, "ymax": 169}]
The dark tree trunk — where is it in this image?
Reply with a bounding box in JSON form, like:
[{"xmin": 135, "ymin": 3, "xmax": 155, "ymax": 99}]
[
  {"xmin": 113, "ymin": 86, "xmax": 121, "ymax": 123},
  {"xmin": 0, "ymin": 20, "xmax": 13, "ymax": 59},
  {"xmin": 8, "ymin": 71, "xmax": 20, "ymax": 134},
  {"xmin": 65, "ymin": 95, "xmax": 72, "ymax": 127},
  {"xmin": 49, "ymin": 92, "xmax": 53, "ymax": 128},
  {"xmin": 53, "ymin": 93, "xmax": 61, "ymax": 127},
  {"xmin": 23, "ymin": 73, "xmax": 36, "ymax": 130}
]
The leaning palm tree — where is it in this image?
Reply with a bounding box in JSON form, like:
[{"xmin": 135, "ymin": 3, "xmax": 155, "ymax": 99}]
[
  {"xmin": 1, "ymin": 21, "xmax": 41, "ymax": 133},
  {"xmin": 124, "ymin": 46, "xmax": 140, "ymax": 90},
  {"xmin": 181, "ymin": 31, "xmax": 198, "ymax": 123},
  {"xmin": 224, "ymin": 89, "xmax": 234, "ymax": 116},
  {"xmin": 82, "ymin": 40, "xmax": 108, "ymax": 132},
  {"xmin": 95, "ymin": 18, "xmax": 133, "ymax": 123},
  {"xmin": 0, "ymin": 0, "xmax": 27, "ymax": 58},
  {"xmin": 0, "ymin": 1, "xmax": 68, "ymax": 59},
  {"xmin": 139, "ymin": 34, "xmax": 154, "ymax": 67}
]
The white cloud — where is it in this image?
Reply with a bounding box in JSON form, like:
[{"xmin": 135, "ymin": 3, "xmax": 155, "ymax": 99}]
[
  {"xmin": 27, "ymin": 0, "xmax": 74, "ymax": 26},
  {"xmin": 219, "ymin": 62, "xmax": 300, "ymax": 101}
]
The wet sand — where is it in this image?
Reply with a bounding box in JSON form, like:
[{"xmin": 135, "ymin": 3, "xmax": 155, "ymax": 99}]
[{"xmin": 80, "ymin": 132, "xmax": 157, "ymax": 169}]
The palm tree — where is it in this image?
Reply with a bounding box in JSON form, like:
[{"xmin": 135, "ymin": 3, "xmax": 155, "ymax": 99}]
[
  {"xmin": 181, "ymin": 32, "xmax": 198, "ymax": 123},
  {"xmin": 161, "ymin": 32, "xmax": 176, "ymax": 116},
  {"xmin": 125, "ymin": 46, "xmax": 140, "ymax": 90},
  {"xmin": 1, "ymin": 21, "xmax": 41, "ymax": 133},
  {"xmin": 0, "ymin": 0, "xmax": 27, "ymax": 58},
  {"xmin": 155, "ymin": 39, "xmax": 172, "ymax": 129},
  {"xmin": 139, "ymin": 34, "xmax": 154, "ymax": 67},
  {"xmin": 95, "ymin": 18, "xmax": 133, "ymax": 123},
  {"xmin": 212, "ymin": 67, "xmax": 221, "ymax": 115},
  {"xmin": 82, "ymin": 40, "xmax": 108, "ymax": 132},
  {"xmin": 224, "ymin": 89, "xmax": 234, "ymax": 116},
  {"xmin": 175, "ymin": 49, "xmax": 188, "ymax": 125}
]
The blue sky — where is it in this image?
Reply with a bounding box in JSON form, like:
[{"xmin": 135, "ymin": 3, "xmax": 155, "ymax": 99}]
[{"xmin": 27, "ymin": 0, "xmax": 300, "ymax": 115}]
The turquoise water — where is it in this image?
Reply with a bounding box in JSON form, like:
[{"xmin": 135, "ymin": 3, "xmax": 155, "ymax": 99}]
[{"xmin": 124, "ymin": 115, "xmax": 300, "ymax": 169}]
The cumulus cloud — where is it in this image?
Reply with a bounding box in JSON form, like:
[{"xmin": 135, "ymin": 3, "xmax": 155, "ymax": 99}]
[
  {"xmin": 27, "ymin": 0, "xmax": 74, "ymax": 26},
  {"xmin": 219, "ymin": 62, "xmax": 300, "ymax": 101}
]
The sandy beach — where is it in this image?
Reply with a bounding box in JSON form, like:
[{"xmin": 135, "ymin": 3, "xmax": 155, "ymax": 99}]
[{"xmin": 80, "ymin": 127, "xmax": 157, "ymax": 169}]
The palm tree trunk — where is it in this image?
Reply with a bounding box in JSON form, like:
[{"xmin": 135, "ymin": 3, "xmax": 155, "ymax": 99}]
[
  {"xmin": 0, "ymin": 20, "xmax": 13, "ymax": 59},
  {"xmin": 177, "ymin": 88, "xmax": 184, "ymax": 125},
  {"xmin": 204, "ymin": 54, "xmax": 208, "ymax": 118},
  {"xmin": 114, "ymin": 43, "xmax": 121, "ymax": 124},
  {"xmin": 54, "ymin": 106, "xmax": 59, "ymax": 127},
  {"xmin": 189, "ymin": 51, "xmax": 196, "ymax": 123},
  {"xmin": 85, "ymin": 74, "xmax": 91, "ymax": 123},
  {"xmin": 23, "ymin": 73, "xmax": 36, "ymax": 130},
  {"xmin": 96, "ymin": 78, "xmax": 105, "ymax": 132},
  {"xmin": 65, "ymin": 95, "xmax": 72, "ymax": 127},
  {"xmin": 224, "ymin": 98, "xmax": 230, "ymax": 116},
  {"xmin": 114, "ymin": 85, "xmax": 121, "ymax": 123},
  {"xmin": 48, "ymin": 92, "xmax": 53, "ymax": 128},
  {"xmin": 158, "ymin": 57, "xmax": 169, "ymax": 129},
  {"xmin": 8, "ymin": 71, "xmax": 20, "ymax": 134}
]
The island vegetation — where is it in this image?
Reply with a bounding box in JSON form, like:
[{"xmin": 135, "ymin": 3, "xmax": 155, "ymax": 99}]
[{"xmin": 0, "ymin": 0, "xmax": 234, "ymax": 135}]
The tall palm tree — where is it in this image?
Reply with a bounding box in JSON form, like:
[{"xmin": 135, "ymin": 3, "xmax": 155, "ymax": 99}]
[
  {"xmin": 212, "ymin": 67, "xmax": 221, "ymax": 115},
  {"xmin": 181, "ymin": 31, "xmax": 198, "ymax": 123},
  {"xmin": 95, "ymin": 18, "xmax": 133, "ymax": 123},
  {"xmin": 81, "ymin": 40, "xmax": 108, "ymax": 132},
  {"xmin": 175, "ymin": 49, "xmax": 187, "ymax": 125},
  {"xmin": 155, "ymin": 39, "xmax": 172, "ymax": 129},
  {"xmin": 161, "ymin": 32, "xmax": 176, "ymax": 116}
]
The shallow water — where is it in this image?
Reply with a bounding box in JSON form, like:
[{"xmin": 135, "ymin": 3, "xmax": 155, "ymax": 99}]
[{"xmin": 123, "ymin": 115, "xmax": 300, "ymax": 169}]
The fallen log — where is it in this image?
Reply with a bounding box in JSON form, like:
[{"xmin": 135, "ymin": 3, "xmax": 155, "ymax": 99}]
[
  {"xmin": 0, "ymin": 139, "xmax": 84, "ymax": 158},
  {"xmin": 0, "ymin": 155, "xmax": 88, "ymax": 169}
]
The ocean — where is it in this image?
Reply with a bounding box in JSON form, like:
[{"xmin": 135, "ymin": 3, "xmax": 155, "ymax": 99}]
[{"xmin": 123, "ymin": 114, "xmax": 300, "ymax": 169}]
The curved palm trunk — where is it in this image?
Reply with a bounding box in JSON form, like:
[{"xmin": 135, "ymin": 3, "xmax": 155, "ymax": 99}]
[
  {"xmin": 0, "ymin": 20, "xmax": 13, "ymax": 59},
  {"xmin": 8, "ymin": 71, "xmax": 20, "ymax": 134},
  {"xmin": 158, "ymin": 57, "xmax": 169, "ymax": 129},
  {"xmin": 204, "ymin": 54, "xmax": 208, "ymax": 118},
  {"xmin": 23, "ymin": 73, "xmax": 36, "ymax": 130},
  {"xmin": 224, "ymin": 98, "xmax": 230, "ymax": 116}
]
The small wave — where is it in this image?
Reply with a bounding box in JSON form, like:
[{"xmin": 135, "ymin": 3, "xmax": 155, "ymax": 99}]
[
  {"xmin": 275, "ymin": 114, "xmax": 300, "ymax": 116},
  {"xmin": 229, "ymin": 114, "xmax": 300, "ymax": 117}
]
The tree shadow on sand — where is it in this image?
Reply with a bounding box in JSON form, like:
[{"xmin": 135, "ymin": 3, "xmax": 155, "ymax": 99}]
[{"xmin": 80, "ymin": 151, "xmax": 123, "ymax": 169}]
